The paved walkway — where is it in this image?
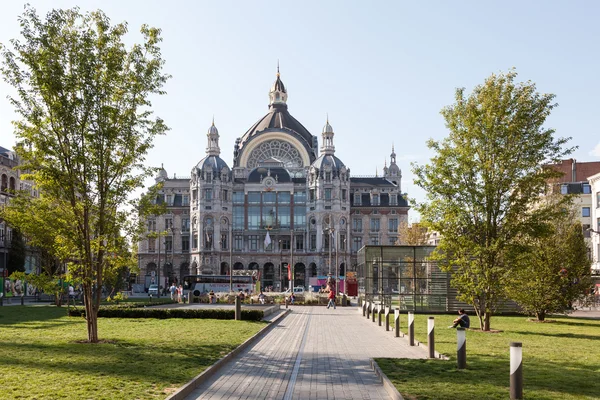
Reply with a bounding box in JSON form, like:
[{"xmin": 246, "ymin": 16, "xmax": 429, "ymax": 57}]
[{"xmin": 184, "ymin": 306, "xmax": 427, "ymax": 400}]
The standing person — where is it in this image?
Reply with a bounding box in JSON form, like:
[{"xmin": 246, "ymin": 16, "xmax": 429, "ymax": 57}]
[
  {"xmin": 177, "ymin": 285, "xmax": 183, "ymax": 304},
  {"xmin": 169, "ymin": 283, "xmax": 177, "ymax": 301},
  {"xmin": 258, "ymin": 291, "xmax": 265, "ymax": 305},
  {"xmin": 449, "ymin": 308, "xmax": 470, "ymax": 328},
  {"xmin": 327, "ymin": 288, "xmax": 336, "ymax": 309},
  {"xmin": 209, "ymin": 289, "xmax": 215, "ymax": 304}
]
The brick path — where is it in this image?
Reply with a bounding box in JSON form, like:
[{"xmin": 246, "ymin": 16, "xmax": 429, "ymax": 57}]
[{"xmin": 184, "ymin": 306, "xmax": 426, "ymax": 400}]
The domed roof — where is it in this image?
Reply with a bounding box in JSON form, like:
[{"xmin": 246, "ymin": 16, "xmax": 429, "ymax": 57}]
[
  {"xmin": 312, "ymin": 154, "xmax": 345, "ymax": 171},
  {"xmin": 237, "ymin": 106, "xmax": 316, "ymax": 158},
  {"xmin": 195, "ymin": 155, "xmax": 230, "ymax": 172},
  {"xmin": 208, "ymin": 122, "xmax": 218, "ymax": 136},
  {"xmin": 323, "ymin": 121, "xmax": 334, "ymax": 133},
  {"xmin": 155, "ymin": 164, "xmax": 168, "ymax": 181},
  {"xmin": 271, "ymin": 74, "xmax": 286, "ymax": 94}
]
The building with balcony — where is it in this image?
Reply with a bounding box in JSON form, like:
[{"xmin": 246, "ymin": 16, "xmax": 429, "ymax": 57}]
[{"xmin": 136, "ymin": 70, "xmax": 410, "ymax": 291}]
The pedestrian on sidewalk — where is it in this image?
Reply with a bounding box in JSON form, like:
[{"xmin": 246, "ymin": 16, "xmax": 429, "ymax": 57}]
[
  {"xmin": 327, "ymin": 288, "xmax": 336, "ymax": 309},
  {"xmin": 177, "ymin": 285, "xmax": 183, "ymax": 303},
  {"xmin": 169, "ymin": 283, "xmax": 177, "ymax": 301}
]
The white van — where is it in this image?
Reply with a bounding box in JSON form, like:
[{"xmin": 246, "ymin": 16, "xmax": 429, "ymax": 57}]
[{"xmin": 283, "ymin": 287, "xmax": 305, "ymax": 295}]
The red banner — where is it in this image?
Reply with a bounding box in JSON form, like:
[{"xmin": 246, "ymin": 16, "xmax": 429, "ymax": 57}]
[{"xmin": 287, "ymin": 264, "xmax": 291, "ymax": 281}]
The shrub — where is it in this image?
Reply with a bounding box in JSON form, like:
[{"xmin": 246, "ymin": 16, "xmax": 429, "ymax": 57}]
[{"xmin": 68, "ymin": 306, "xmax": 264, "ymax": 321}]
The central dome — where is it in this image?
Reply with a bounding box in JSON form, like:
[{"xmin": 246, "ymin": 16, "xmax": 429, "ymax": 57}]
[{"xmin": 234, "ymin": 70, "xmax": 318, "ymax": 168}]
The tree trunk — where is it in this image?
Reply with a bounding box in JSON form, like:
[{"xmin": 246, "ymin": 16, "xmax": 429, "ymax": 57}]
[
  {"xmin": 536, "ymin": 311, "xmax": 546, "ymax": 321},
  {"xmin": 483, "ymin": 311, "xmax": 491, "ymax": 331},
  {"xmin": 83, "ymin": 283, "xmax": 99, "ymax": 343}
]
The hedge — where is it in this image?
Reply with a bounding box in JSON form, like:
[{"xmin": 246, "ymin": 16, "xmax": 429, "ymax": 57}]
[{"xmin": 68, "ymin": 306, "xmax": 264, "ymax": 321}]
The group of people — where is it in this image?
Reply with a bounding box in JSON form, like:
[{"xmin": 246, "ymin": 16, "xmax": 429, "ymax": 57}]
[{"xmin": 169, "ymin": 283, "xmax": 184, "ymax": 303}]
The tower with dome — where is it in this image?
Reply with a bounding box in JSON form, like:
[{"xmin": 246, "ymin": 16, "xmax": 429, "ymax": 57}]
[{"xmin": 137, "ymin": 70, "xmax": 409, "ymax": 293}]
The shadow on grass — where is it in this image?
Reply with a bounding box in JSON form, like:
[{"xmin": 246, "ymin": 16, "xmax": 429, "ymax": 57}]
[
  {"xmin": 512, "ymin": 330, "xmax": 600, "ymax": 341},
  {"xmin": 376, "ymin": 355, "xmax": 600, "ymax": 400},
  {"xmin": 0, "ymin": 339, "xmax": 234, "ymax": 384},
  {"xmin": 544, "ymin": 318, "xmax": 600, "ymax": 328},
  {"xmin": 0, "ymin": 306, "xmax": 71, "ymax": 325}
]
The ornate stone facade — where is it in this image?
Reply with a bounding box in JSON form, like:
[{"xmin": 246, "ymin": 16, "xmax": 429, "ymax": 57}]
[{"xmin": 137, "ymin": 71, "xmax": 409, "ymax": 291}]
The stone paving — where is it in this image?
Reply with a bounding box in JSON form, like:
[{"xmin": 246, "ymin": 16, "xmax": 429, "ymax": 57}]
[{"xmin": 184, "ymin": 306, "xmax": 427, "ymax": 400}]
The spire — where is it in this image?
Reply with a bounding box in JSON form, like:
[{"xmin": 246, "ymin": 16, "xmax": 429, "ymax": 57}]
[
  {"xmin": 375, "ymin": 166, "xmax": 378, "ymax": 177},
  {"xmin": 269, "ymin": 63, "xmax": 287, "ymax": 107},
  {"xmin": 321, "ymin": 115, "xmax": 335, "ymax": 155},
  {"xmin": 387, "ymin": 142, "xmax": 401, "ymax": 178},
  {"xmin": 206, "ymin": 117, "xmax": 220, "ymax": 156}
]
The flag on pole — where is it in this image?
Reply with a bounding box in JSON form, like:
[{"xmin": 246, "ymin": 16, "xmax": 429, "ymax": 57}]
[
  {"xmin": 264, "ymin": 230, "xmax": 272, "ymax": 248},
  {"xmin": 287, "ymin": 263, "xmax": 292, "ymax": 281}
]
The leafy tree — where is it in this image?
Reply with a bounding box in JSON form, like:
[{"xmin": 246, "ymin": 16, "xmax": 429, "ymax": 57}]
[
  {"xmin": 0, "ymin": 6, "xmax": 169, "ymax": 342},
  {"xmin": 413, "ymin": 70, "xmax": 573, "ymax": 330},
  {"xmin": 7, "ymin": 228, "xmax": 26, "ymax": 274},
  {"xmin": 396, "ymin": 221, "xmax": 429, "ymax": 245},
  {"xmin": 506, "ymin": 197, "xmax": 591, "ymax": 321}
]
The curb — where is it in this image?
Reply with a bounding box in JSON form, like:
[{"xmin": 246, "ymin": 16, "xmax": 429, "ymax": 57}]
[
  {"xmin": 165, "ymin": 308, "xmax": 291, "ymax": 400},
  {"xmin": 370, "ymin": 359, "xmax": 404, "ymax": 400}
]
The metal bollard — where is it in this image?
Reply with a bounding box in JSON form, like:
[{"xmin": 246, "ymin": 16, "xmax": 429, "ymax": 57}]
[
  {"xmin": 367, "ymin": 302, "xmax": 371, "ymax": 319},
  {"xmin": 235, "ymin": 296, "xmax": 241, "ymax": 320},
  {"xmin": 394, "ymin": 309, "xmax": 400, "ymax": 337},
  {"xmin": 428, "ymin": 317, "xmax": 435, "ymax": 358},
  {"xmin": 457, "ymin": 327, "xmax": 466, "ymax": 369},
  {"xmin": 378, "ymin": 305, "xmax": 383, "ymax": 326},
  {"xmin": 385, "ymin": 306, "xmax": 390, "ymax": 331},
  {"xmin": 510, "ymin": 342, "xmax": 523, "ymax": 399},
  {"xmin": 362, "ymin": 302, "xmax": 367, "ymax": 316},
  {"xmin": 408, "ymin": 312, "xmax": 415, "ymax": 346},
  {"xmin": 285, "ymin": 298, "xmax": 288, "ymax": 309},
  {"xmin": 372, "ymin": 303, "xmax": 376, "ymax": 322},
  {"xmin": 21, "ymin": 294, "xmax": 25, "ymax": 306}
]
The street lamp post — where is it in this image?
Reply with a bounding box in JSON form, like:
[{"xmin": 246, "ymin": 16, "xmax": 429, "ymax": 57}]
[
  {"xmin": 157, "ymin": 232, "xmax": 161, "ymax": 298},
  {"xmin": 229, "ymin": 221, "xmax": 233, "ymax": 293},
  {"xmin": 278, "ymin": 239, "xmax": 283, "ymax": 291}
]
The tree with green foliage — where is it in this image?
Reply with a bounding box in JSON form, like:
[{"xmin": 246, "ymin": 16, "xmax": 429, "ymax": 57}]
[
  {"xmin": 0, "ymin": 6, "xmax": 169, "ymax": 342},
  {"xmin": 7, "ymin": 228, "xmax": 26, "ymax": 274},
  {"xmin": 506, "ymin": 196, "xmax": 591, "ymax": 321},
  {"xmin": 413, "ymin": 70, "xmax": 573, "ymax": 330}
]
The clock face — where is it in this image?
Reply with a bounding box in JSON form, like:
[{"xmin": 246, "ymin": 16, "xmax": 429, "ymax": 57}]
[{"xmin": 264, "ymin": 178, "xmax": 275, "ymax": 189}]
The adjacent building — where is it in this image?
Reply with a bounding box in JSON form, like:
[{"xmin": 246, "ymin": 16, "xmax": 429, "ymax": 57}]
[
  {"xmin": 588, "ymin": 171, "xmax": 600, "ymax": 275},
  {"xmin": 137, "ymin": 71, "xmax": 410, "ymax": 291},
  {"xmin": 546, "ymin": 159, "xmax": 600, "ymax": 261},
  {"xmin": 0, "ymin": 146, "xmax": 40, "ymax": 282}
]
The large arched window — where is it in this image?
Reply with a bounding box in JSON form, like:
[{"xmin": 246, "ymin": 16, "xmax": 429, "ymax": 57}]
[{"xmin": 247, "ymin": 140, "xmax": 303, "ymax": 169}]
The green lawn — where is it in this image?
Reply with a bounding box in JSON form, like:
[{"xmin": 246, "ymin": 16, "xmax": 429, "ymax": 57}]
[
  {"xmin": 376, "ymin": 314, "xmax": 600, "ymax": 400},
  {"xmin": 0, "ymin": 306, "xmax": 265, "ymax": 399}
]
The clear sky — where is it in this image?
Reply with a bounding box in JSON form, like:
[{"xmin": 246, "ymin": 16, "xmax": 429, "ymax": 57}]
[{"xmin": 1, "ymin": 1, "xmax": 599, "ymax": 220}]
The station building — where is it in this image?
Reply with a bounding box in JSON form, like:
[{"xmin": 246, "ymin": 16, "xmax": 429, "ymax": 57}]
[{"xmin": 136, "ymin": 71, "xmax": 410, "ymax": 291}]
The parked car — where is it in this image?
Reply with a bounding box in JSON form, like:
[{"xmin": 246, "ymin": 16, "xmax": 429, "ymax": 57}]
[
  {"xmin": 283, "ymin": 287, "xmax": 305, "ymax": 295},
  {"xmin": 148, "ymin": 284, "xmax": 159, "ymax": 296}
]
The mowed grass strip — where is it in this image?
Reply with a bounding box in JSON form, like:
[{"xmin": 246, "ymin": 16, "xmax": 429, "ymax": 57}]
[
  {"xmin": 0, "ymin": 306, "xmax": 265, "ymax": 399},
  {"xmin": 377, "ymin": 314, "xmax": 600, "ymax": 400}
]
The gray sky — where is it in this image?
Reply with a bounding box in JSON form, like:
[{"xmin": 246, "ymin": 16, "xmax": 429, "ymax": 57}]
[{"xmin": 1, "ymin": 1, "xmax": 599, "ymax": 221}]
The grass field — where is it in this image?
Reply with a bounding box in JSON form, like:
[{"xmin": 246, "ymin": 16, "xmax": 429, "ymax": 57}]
[
  {"xmin": 376, "ymin": 314, "xmax": 600, "ymax": 400},
  {"xmin": 0, "ymin": 305, "xmax": 265, "ymax": 399}
]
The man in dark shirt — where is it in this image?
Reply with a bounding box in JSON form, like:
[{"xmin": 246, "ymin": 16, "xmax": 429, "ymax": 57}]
[{"xmin": 450, "ymin": 308, "xmax": 470, "ymax": 328}]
